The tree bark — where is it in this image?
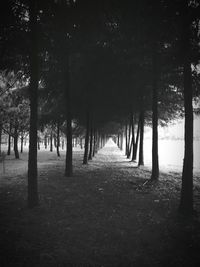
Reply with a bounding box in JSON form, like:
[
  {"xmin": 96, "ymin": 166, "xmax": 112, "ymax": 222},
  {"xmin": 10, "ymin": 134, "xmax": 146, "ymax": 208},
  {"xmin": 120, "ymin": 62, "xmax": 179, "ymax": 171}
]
[
  {"xmin": 0, "ymin": 123, "xmax": 2, "ymax": 155},
  {"xmin": 64, "ymin": 55, "xmax": 73, "ymax": 177},
  {"xmin": 125, "ymin": 122, "xmax": 128, "ymax": 156},
  {"xmin": 138, "ymin": 110, "xmax": 145, "ymax": 166},
  {"xmin": 44, "ymin": 134, "xmax": 47, "ymax": 149},
  {"xmin": 126, "ymin": 115, "xmax": 132, "ymax": 158},
  {"xmin": 50, "ymin": 131, "xmax": 53, "ymax": 152},
  {"xmin": 132, "ymin": 115, "xmax": 140, "ymax": 161},
  {"xmin": 21, "ymin": 136, "xmax": 24, "ymax": 153},
  {"xmin": 7, "ymin": 133, "xmax": 11, "ymax": 155},
  {"xmin": 151, "ymin": 50, "xmax": 159, "ymax": 181},
  {"xmin": 14, "ymin": 131, "xmax": 19, "ymax": 159},
  {"xmin": 179, "ymin": 1, "xmax": 193, "ymax": 215},
  {"xmin": 28, "ymin": 0, "xmax": 39, "ymax": 208},
  {"xmin": 62, "ymin": 139, "xmax": 64, "ymax": 150},
  {"xmin": 54, "ymin": 135, "xmax": 57, "ymax": 148},
  {"xmin": 92, "ymin": 129, "xmax": 96, "ymax": 157},
  {"xmin": 80, "ymin": 138, "xmax": 83, "ymax": 149},
  {"xmin": 37, "ymin": 136, "xmax": 40, "ymax": 150},
  {"xmin": 117, "ymin": 133, "xmax": 120, "ymax": 148},
  {"xmin": 130, "ymin": 115, "xmax": 135, "ymax": 160},
  {"xmin": 65, "ymin": 112, "xmax": 73, "ymax": 176},
  {"xmin": 56, "ymin": 121, "xmax": 60, "ymax": 157},
  {"xmin": 83, "ymin": 111, "xmax": 90, "ymax": 164},
  {"xmin": 88, "ymin": 120, "xmax": 93, "ymax": 160},
  {"xmin": 120, "ymin": 132, "xmax": 123, "ymax": 150}
]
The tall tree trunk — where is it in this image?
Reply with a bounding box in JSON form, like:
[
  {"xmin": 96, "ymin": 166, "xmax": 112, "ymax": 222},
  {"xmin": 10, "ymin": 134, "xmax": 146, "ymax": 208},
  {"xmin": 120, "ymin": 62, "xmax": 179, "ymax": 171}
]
[
  {"xmin": 92, "ymin": 129, "xmax": 96, "ymax": 157},
  {"xmin": 179, "ymin": 1, "xmax": 193, "ymax": 215},
  {"xmin": 64, "ymin": 55, "xmax": 73, "ymax": 177},
  {"xmin": 56, "ymin": 121, "xmax": 60, "ymax": 157},
  {"xmin": 54, "ymin": 135, "xmax": 57, "ymax": 148},
  {"xmin": 21, "ymin": 136, "xmax": 24, "ymax": 153},
  {"xmin": 37, "ymin": 136, "xmax": 40, "ymax": 150},
  {"xmin": 7, "ymin": 133, "xmax": 11, "ymax": 155},
  {"xmin": 132, "ymin": 117, "xmax": 140, "ymax": 161},
  {"xmin": 130, "ymin": 114, "xmax": 135, "ymax": 159},
  {"xmin": 125, "ymin": 123, "xmax": 128, "ymax": 156},
  {"xmin": 127, "ymin": 113, "xmax": 132, "ymax": 158},
  {"xmin": 80, "ymin": 138, "xmax": 83, "ymax": 149},
  {"xmin": 62, "ymin": 139, "xmax": 64, "ymax": 150},
  {"xmin": 83, "ymin": 111, "xmax": 90, "ymax": 164},
  {"xmin": 117, "ymin": 133, "xmax": 120, "ymax": 148},
  {"xmin": 95, "ymin": 131, "xmax": 99, "ymax": 153},
  {"xmin": 28, "ymin": 0, "xmax": 39, "ymax": 208},
  {"xmin": 65, "ymin": 113, "xmax": 73, "ymax": 176},
  {"xmin": 138, "ymin": 110, "xmax": 144, "ymax": 166},
  {"xmin": 44, "ymin": 134, "xmax": 47, "ymax": 149},
  {"xmin": 120, "ymin": 132, "xmax": 123, "ymax": 150},
  {"xmin": 50, "ymin": 131, "xmax": 53, "ymax": 152},
  {"xmin": 14, "ymin": 126, "xmax": 19, "ymax": 159},
  {"xmin": 88, "ymin": 120, "xmax": 93, "ymax": 160},
  {"xmin": 0, "ymin": 123, "xmax": 2, "ymax": 155},
  {"xmin": 151, "ymin": 50, "xmax": 159, "ymax": 181}
]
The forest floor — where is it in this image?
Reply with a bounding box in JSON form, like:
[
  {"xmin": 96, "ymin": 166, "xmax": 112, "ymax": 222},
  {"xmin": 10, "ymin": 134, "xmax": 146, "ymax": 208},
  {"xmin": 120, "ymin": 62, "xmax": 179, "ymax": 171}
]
[{"xmin": 0, "ymin": 139, "xmax": 200, "ymax": 267}]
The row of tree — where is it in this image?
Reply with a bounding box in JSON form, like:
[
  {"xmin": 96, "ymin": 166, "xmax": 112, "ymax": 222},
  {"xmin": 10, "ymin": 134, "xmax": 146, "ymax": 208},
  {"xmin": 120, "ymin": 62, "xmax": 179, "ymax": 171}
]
[{"xmin": 0, "ymin": 0, "xmax": 199, "ymax": 215}]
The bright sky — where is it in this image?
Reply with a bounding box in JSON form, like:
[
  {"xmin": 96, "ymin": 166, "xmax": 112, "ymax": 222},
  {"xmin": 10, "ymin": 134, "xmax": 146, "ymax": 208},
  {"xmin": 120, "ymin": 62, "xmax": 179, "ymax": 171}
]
[{"xmin": 145, "ymin": 115, "xmax": 200, "ymax": 140}]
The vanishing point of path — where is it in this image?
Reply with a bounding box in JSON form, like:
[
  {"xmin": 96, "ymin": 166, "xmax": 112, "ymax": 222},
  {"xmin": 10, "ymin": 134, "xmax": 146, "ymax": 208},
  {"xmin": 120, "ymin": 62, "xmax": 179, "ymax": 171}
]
[{"xmin": 1, "ymin": 139, "xmax": 200, "ymax": 266}]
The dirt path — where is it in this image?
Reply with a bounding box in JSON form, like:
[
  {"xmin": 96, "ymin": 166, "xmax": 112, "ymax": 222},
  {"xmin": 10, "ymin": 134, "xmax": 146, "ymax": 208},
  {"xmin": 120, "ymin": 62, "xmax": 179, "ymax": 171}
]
[{"xmin": 1, "ymin": 140, "xmax": 200, "ymax": 266}]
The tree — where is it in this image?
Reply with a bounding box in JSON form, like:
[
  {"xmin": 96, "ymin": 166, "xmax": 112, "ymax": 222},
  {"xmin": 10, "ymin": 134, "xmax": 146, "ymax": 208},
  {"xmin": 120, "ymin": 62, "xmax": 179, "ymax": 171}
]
[
  {"xmin": 0, "ymin": 71, "xmax": 30, "ymax": 159},
  {"xmin": 179, "ymin": 0, "xmax": 196, "ymax": 215},
  {"xmin": 138, "ymin": 109, "xmax": 145, "ymax": 166},
  {"xmin": 28, "ymin": 0, "xmax": 39, "ymax": 208},
  {"xmin": 83, "ymin": 111, "xmax": 90, "ymax": 164},
  {"xmin": 151, "ymin": 50, "xmax": 159, "ymax": 180},
  {"xmin": 64, "ymin": 53, "xmax": 73, "ymax": 177}
]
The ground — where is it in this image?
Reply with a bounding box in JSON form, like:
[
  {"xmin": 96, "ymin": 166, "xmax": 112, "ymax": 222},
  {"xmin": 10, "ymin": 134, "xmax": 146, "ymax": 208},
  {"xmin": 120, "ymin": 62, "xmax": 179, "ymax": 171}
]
[{"xmin": 0, "ymin": 139, "xmax": 200, "ymax": 267}]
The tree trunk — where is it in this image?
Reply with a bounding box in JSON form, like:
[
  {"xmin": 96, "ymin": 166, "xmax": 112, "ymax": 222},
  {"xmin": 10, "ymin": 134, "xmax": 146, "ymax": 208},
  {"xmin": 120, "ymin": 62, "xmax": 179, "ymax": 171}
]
[
  {"xmin": 80, "ymin": 138, "xmax": 83, "ymax": 149},
  {"xmin": 151, "ymin": 50, "xmax": 159, "ymax": 181},
  {"xmin": 21, "ymin": 136, "xmax": 24, "ymax": 153},
  {"xmin": 54, "ymin": 135, "xmax": 57, "ymax": 148},
  {"xmin": 0, "ymin": 123, "xmax": 2, "ymax": 155},
  {"xmin": 62, "ymin": 139, "xmax": 64, "ymax": 150},
  {"xmin": 7, "ymin": 133, "xmax": 11, "ymax": 155},
  {"xmin": 44, "ymin": 134, "xmax": 47, "ymax": 149},
  {"xmin": 14, "ymin": 126, "xmax": 19, "ymax": 159},
  {"xmin": 132, "ymin": 117, "xmax": 140, "ymax": 161},
  {"xmin": 92, "ymin": 129, "xmax": 96, "ymax": 157},
  {"xmin": 95, "ymin": 131, "xmax": 99, "ymax": 153},
  {"xmin": 37, "ymin": 136, "xmax": 40, "ymax": 150},
  {"xmin": 65, "ymin": 113, "xmax": 73, "ymax": 176},
  {"xmin": 88, "ymin": 121, "xmax": 93, "ymax": 160},
  {"xmin": 56, "ymin": 121, "xmax": 60, "ymax": 157},
  {"xmin": 131, "ymin": 116, "xmax": 137, "ymax": 161},
  {"xmin": 125, "ymin": 122, "xmax": 128, "ymax": 156},
  {"xmin": 28, "ymin": 0, "xmax": 39, "ymax": 208},
  {"xmin": 83, "ymin": 111, "xmax": 90, "ymax": 164},
  {"xmin": 117, "ymin": 133, "xmax": 120, "ymax": 148},
  {"xmin": 127, "ymin": 114, "xmax": 132, "ymax": 158},
  {"xmin": 120, "ymin": 132, "xmax": 123, "ymax": 150},
  {"xmin": 50, "ymin": 131, "xmax": 53, "ymax": 152},
  {"xmin": 138, "ymin": 110, "xmax": 144, "ymax": 166},
  {"xmin": 179, "ymin": 1, "xmax": 193, "ymax": 215},
  {"xmin": 64, "ymin": 56, "xmax": 73, "ymax": 177}
]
